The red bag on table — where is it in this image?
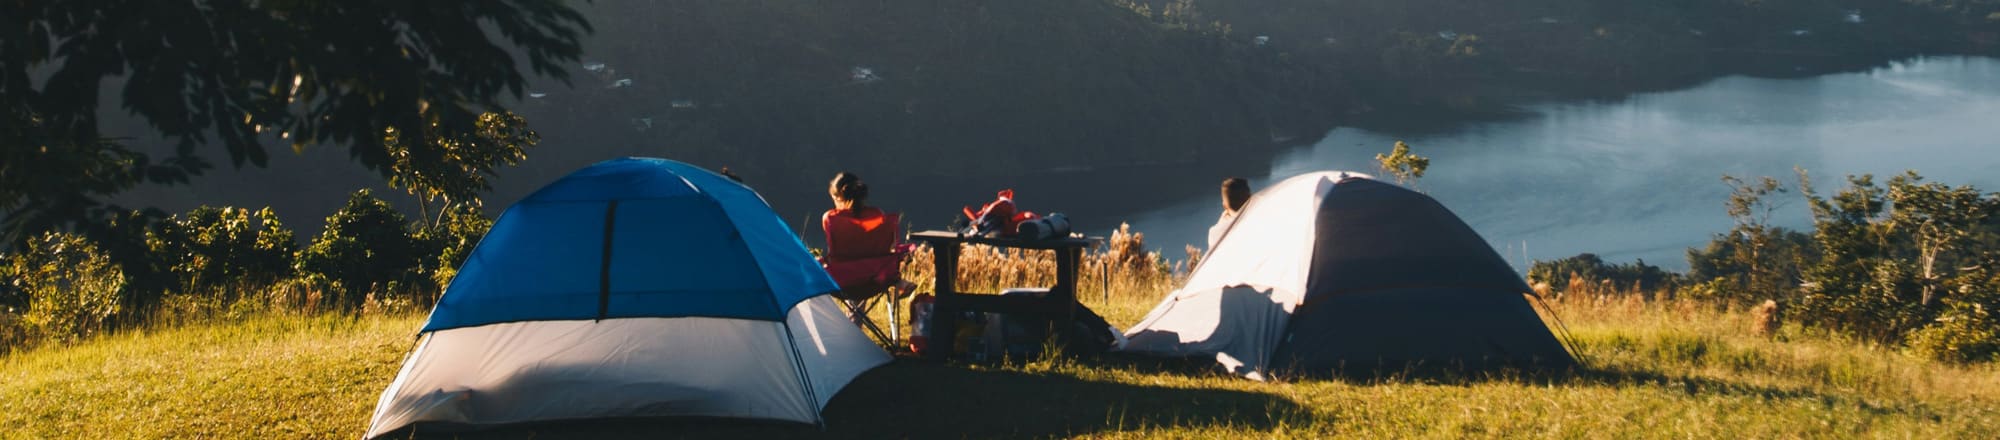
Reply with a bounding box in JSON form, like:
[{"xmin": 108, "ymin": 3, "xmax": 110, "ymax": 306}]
[{"xmin": 962, "ymin": 189, "xmax": 1038, "ymax": 237}]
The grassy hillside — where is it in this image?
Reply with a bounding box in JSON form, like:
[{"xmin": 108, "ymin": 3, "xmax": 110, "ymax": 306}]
[
  {"xmin": 0, "ymin": 313, "xmax": 419, "ymax": 438},
  {"xmin": 4, "ymin": 286, "xmax": 1996, "ymax": 438}
]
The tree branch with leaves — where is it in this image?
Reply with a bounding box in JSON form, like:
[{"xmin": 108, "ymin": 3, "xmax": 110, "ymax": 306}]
[
  {"xmin": 1375, "ymin": 140, "xmax": 1430, "ymax": 186},
  {"xmin": 0, "ymin": 0, "xmax": 589, "ymax": 247}
]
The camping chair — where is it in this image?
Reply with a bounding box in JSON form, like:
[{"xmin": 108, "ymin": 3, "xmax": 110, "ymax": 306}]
[{"xmin": 821, "ymin": 209, "xmax": 912, "ymax": 349}]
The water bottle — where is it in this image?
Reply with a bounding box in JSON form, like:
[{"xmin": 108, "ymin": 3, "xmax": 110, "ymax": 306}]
[{"xmin": 908, "ymin": 294, "xmax": 934, "ymax": 354}]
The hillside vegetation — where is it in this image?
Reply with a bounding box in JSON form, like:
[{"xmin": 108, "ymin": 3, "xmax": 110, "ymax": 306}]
[
  {"xmin": 78, "ymin": 0, "xmax": 2000, "ymax": 236},
  {"xmin": 2, "ymin": 279, "xmax": 1996, "ymax": 438},
  {"xmin": 506, "ymin": 0, "xmax": 1348, "ymax": 188},
  {"xmin": 4, "ymin": 174, "xmax": 1996, "ymax": 438},
  {"xmin": 5, "ymin": 224, "xmax": 1999, "ymax": 438},
  {"xmin": 528, "ymin": 0, "xmax": 2000, "ymax": 183},
  {"xmin": 1157, "ymin": 0, "xmax": 2000, "ymax": 106}
]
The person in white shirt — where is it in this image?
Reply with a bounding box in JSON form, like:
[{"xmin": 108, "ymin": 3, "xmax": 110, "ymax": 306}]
[{"xmin": 1208, "ymin": 177, "xmax": 1252, "ymax": 249}]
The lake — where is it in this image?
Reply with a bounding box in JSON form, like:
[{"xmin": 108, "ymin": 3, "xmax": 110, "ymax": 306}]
[
  {"xmin": 1122, "ymin": 56, "xmax": 2000, "ymax": 271},
  {"xmin": 117, "ymin": 56, "xmax": 1999, "ymax": 274}
]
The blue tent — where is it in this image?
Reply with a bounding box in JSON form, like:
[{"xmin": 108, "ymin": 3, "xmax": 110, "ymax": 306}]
[
  {"xmin": 423, "ymin": 157, "xmax": 840, "ymax": 331},
  {"xmin": 368, "ymin": 158, "xmax": 888, "ymax": 437}
]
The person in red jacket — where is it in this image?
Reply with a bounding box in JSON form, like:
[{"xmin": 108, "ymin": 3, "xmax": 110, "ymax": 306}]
[{"xmin": 821, "ymin": 172, "xmax": 915, "ymax": 304}]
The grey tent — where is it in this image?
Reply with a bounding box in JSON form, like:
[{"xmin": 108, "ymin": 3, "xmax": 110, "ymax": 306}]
[{"xmin": 1118, "ymin": 171, "xmax": 1574, "ymax": 379}]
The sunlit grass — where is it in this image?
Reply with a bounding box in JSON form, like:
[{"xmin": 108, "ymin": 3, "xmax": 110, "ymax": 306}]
[
  {"xmin": 0, "ymin": 313, "xmax": 422, "ymax": 438},
  {"xmin": 4, "ymin": 232, "xmax": 1997, "ymax": 438}
]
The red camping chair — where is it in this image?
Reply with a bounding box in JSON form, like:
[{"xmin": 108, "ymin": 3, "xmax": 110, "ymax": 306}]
[{"xmin": 821, "ymin": 207, "xmax": 912, "ymax": 348}]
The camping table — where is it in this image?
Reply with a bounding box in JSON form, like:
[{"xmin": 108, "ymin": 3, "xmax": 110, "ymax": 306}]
[{"xmin": 909, "ymin": 230, "xmax": 1097, "ymax": 361}]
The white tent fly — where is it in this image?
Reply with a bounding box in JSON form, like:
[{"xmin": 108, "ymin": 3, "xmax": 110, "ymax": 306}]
[{"xmin": 1119, "ymin": 171, "xmax": 1574, "ymax": 380}]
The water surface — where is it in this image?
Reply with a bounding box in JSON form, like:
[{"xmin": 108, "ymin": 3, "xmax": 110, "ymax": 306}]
[{"xmin": 1128, "ymin": 56, "xmax": 2000, "ymax": 270}]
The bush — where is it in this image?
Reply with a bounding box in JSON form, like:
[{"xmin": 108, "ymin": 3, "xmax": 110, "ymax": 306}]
[
  {"xmin": 1906, "ymin": 273, "xmax": 2000, "ymax": 363},
  {"xmin": 1528, "ymin": 253, "xmax": 1680, "ymax": 295},
  {"xmin": 2, "ymin": 232, "xmax": 125, "ymax": 346},
  {"xmin": 1685, "ymin": 226, "xmax": 1816, "ymax": 305},
  {"xmin": 295, "ymin": 190, "xmax": 425, "ymax": 310},
  {"xmin": 1907, "ymin": 303, "xmax": 1999, "ymax": 363},
  {"xmin": 1793, "ymin": 172, "xmax": 1999, "ymax": 344},
  {"xmin": 0, "ymin": 258, "xmax": 22, "ymax": 312},
  {"xmin": 146, "ymin": 206, "xmax": 297, "ymax": 299},
  {"xmin": 411, "ymin": 204, "xmax": 495, "ymax": 294}
]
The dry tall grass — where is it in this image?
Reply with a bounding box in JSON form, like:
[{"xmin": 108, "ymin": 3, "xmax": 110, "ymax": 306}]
[
  {"xmin": 7, "ymin": 229, "xmax": 2000, "ymax": 438},
  {"xmin": 1533, "ymin": 276, "xmax": 2000, "ymax": 410},
  {"xmin": 897, "ymin": 223, "xmax": 1185, "ymax": 320}
]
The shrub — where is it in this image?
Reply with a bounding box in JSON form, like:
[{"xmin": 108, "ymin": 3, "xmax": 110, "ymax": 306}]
[
  {"xmin": 1528, "ymin": 253, "xmax": 1680, "ymax": 295},
  {"xmin": 1906, "ymin": 274, "xmax": 2000, "ymax": 363},
  {"xmin": 1793, "ymin": 171, "xmax": 1999, "ymax": 345},
  {"xmin": 411, "ymin": 204, "xmax": 495, "ymax": 294},
  {"xmin": 0, "ymin": 256, "xmax": 21, "ymax": 311},
  {"xmin": 80, "ymin": 209, "xmax": 176, "ymax": 315},
  {"xmin": 1685, "ymin": 226, "xmax": 1816, "ymax": 305},
  {"xmin": 295, "ymin": 190, "xmax": 425, "ymax": 310},
  {"xmin": 146, "ymin": 206, "xmax": 297, "ymax": 299},
  {"xmin": 1907, "ymin": 303, "xmax": 1999, "ymax": 364},
  {"xmin": 3, "ymin": 232, "xmax": 125, "ymax": 345}
]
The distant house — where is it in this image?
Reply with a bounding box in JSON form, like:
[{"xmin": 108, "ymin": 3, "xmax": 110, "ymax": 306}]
[
  {"xmin": 1254, "ymin": 36, "xmax": 1270, "ymax": 46},
  {"xmin": 1437, "ymin": 30, "xmax": 1459, "ymax": 41}
]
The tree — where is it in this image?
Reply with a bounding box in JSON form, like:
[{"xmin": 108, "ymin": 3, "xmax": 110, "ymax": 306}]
[
  {"xmin": 1375, "ymin": 140, "xmax": 1430, "ymax": 186},
  {"xmin": 1794, "ymin": 169, "xmax": 2000, "ymax": 344},
  {"xmin": 1724, "ymin": 175, "xmax": 1788, "ymax": 231},
  {"xmin": 1, "ymin": 1, "xmax": 590, "ymax": 246},
  {"xmin": 1712, "ymin": 174, "xmax": 1794, "ymax": 301},
  {"xmin": 385, "ymin": 112, "xmax": 540, "ymax": 227},
  {"xmin": 1883, "ymin": 172, "xmax": 1993, "ymax": 307}
]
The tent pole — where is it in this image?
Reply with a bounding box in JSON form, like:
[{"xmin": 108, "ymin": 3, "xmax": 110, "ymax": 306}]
[
  {"xmin": 779, "ymin": 317, "xmax": 826, "ymax": 429},
  {"xmin": 1530, "ymin": 294, "xmax": 1591, "ymax": 369}
]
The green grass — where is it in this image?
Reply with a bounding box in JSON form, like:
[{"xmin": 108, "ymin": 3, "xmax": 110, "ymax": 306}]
[{"xmin": 3, "ymin": 294, "xmax": 1997, "ymax": 439}]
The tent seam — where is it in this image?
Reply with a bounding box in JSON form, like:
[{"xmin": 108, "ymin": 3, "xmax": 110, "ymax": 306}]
[
  {"xmin": 778, "ymin": 318, "xmax": 825, "ymax": 427},
  {"xmin": 598, "ymin": 200, "xmax": 620, "ymax": 321}
]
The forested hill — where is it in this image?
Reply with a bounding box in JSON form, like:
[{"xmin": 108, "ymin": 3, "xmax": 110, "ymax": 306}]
[
  {"xmin": 113, "ymin": 0, "xmax": 1999, "ymax": 231},
  {"xmin": 1149, "ymin": 0, "xmax": 2000, "ymax": 105},
  {"xmin": 489, "ymin": 0, "xmax": 1350, "ymax": 202},
  {"xmin": 120, "ymin": 0, "xmax": 1350, "ymax": 227}
]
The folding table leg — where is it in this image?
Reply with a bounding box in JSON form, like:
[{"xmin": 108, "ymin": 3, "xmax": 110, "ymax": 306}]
[{"xmin": 888, "ymin": 296, "xmax": 900, "ymax": 344}]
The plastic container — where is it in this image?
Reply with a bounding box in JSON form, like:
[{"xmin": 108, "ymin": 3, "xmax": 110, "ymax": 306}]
[{"xmin": 908, "ymin": 293, "xmax": 934, "ymax": 355}]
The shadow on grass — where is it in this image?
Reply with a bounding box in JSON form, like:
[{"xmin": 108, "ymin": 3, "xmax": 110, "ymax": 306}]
[
  {"xmin": 391, "ymin": 358, "xmax": 1304, "ymax": 439},
  {"xmin": 1293, "ymin": 362, "xmax": 1936, "ymax": 420}
]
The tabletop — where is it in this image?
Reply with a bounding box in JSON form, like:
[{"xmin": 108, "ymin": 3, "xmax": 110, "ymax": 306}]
[{"xmin": 908, "ymin": 230, "xmax": 1097, "ymax": 250}]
